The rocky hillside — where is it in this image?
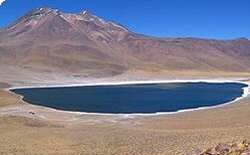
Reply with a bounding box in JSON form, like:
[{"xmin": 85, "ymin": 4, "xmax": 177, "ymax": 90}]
[{"xmin": 0, "ymin": 7, "xmax": 250, "ymax": 79}]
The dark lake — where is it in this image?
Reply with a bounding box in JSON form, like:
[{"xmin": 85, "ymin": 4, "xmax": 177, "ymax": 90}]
[{"xmin": 11, "ymin": 82, "xmax": 247, "ymax": 114}]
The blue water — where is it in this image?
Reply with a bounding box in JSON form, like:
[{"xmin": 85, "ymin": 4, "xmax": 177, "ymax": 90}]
[{"xmin": 12, "ymin": 82, "xmax": 247, "ymax": 114}]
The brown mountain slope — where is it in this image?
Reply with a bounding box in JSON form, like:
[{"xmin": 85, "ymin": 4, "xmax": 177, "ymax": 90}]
[{"xmin": 0, "ymin": 7, "xmax": 250, "ymax": 80}]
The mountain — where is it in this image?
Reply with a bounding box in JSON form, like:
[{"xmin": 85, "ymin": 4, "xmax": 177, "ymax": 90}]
[{"xmin": 0, "ymin": 7, "xmax": 250, "ymax": 82}]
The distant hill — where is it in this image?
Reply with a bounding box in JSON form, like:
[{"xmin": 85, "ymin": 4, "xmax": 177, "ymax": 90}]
[{"xmin": 0, "ymin": 8, "xmax": 250, "ymax": 80}]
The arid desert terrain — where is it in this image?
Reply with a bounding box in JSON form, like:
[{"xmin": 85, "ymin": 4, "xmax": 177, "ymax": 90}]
[
  {"xmin": 0, "ymin": 7, "xmax": 250, "ymax": 155},
  {"xmin": 0, "ymin": 74, "xmax": 250, "ymax": 155}
]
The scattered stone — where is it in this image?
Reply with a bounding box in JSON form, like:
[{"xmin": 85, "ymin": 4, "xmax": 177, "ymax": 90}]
[
  {"xmin": 29, "ymin": 111, "xmax": 35, "ymax": 115},
  {"xmin": 199, "ymin": 140, "xmax": 249, "ymax": 155}
]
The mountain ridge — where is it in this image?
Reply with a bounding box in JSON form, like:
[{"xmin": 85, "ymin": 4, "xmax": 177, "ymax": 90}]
[{"xmin": 0, "ymin": 7, "xmax": 250, "ymax": 81}]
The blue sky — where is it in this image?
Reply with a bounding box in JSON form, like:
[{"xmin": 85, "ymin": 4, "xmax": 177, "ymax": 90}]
[{"xmin": 0, "ymin": 0, "xmax": 249, "ymax": 39}]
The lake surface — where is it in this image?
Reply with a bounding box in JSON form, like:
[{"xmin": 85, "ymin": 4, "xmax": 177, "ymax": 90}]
[{"xmin": 12, "ymin": 82, "xmax": 247, "ymax": 114}]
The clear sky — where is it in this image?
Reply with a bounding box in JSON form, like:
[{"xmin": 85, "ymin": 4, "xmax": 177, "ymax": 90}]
[{"xmin": 0, "ymin": 0, "xmax": 249, "ymax": 39}]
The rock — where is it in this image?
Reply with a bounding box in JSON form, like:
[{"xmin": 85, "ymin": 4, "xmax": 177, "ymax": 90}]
[
  {"xmin": 29, "ymin": 111, "xmax": 35, "ymax": 115},
  {"xmin": 215, "ymin": 143, "xmax": 231, "ymax": 154},
  {"xmin": 242, "ymin": 150, "xmax": 250, "ymax": 155},
  {"xmin": 199, "ymin": 140, "xmax": 249, "ymax": 155}
]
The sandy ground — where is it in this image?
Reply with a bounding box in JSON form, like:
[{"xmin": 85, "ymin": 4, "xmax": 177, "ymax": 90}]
[{"xmin": 0, "ymin": 75, "xmax": 250, "ymax": 155}]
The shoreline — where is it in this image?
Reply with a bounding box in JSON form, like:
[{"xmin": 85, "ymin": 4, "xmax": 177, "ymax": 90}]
[
  {"xmin": 7, "ymin": 78, "xmax": 250, "ymax": 89},
  {"xmin": 6, "ymin": 79, "xmax": 250, "ymax": 117}
]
